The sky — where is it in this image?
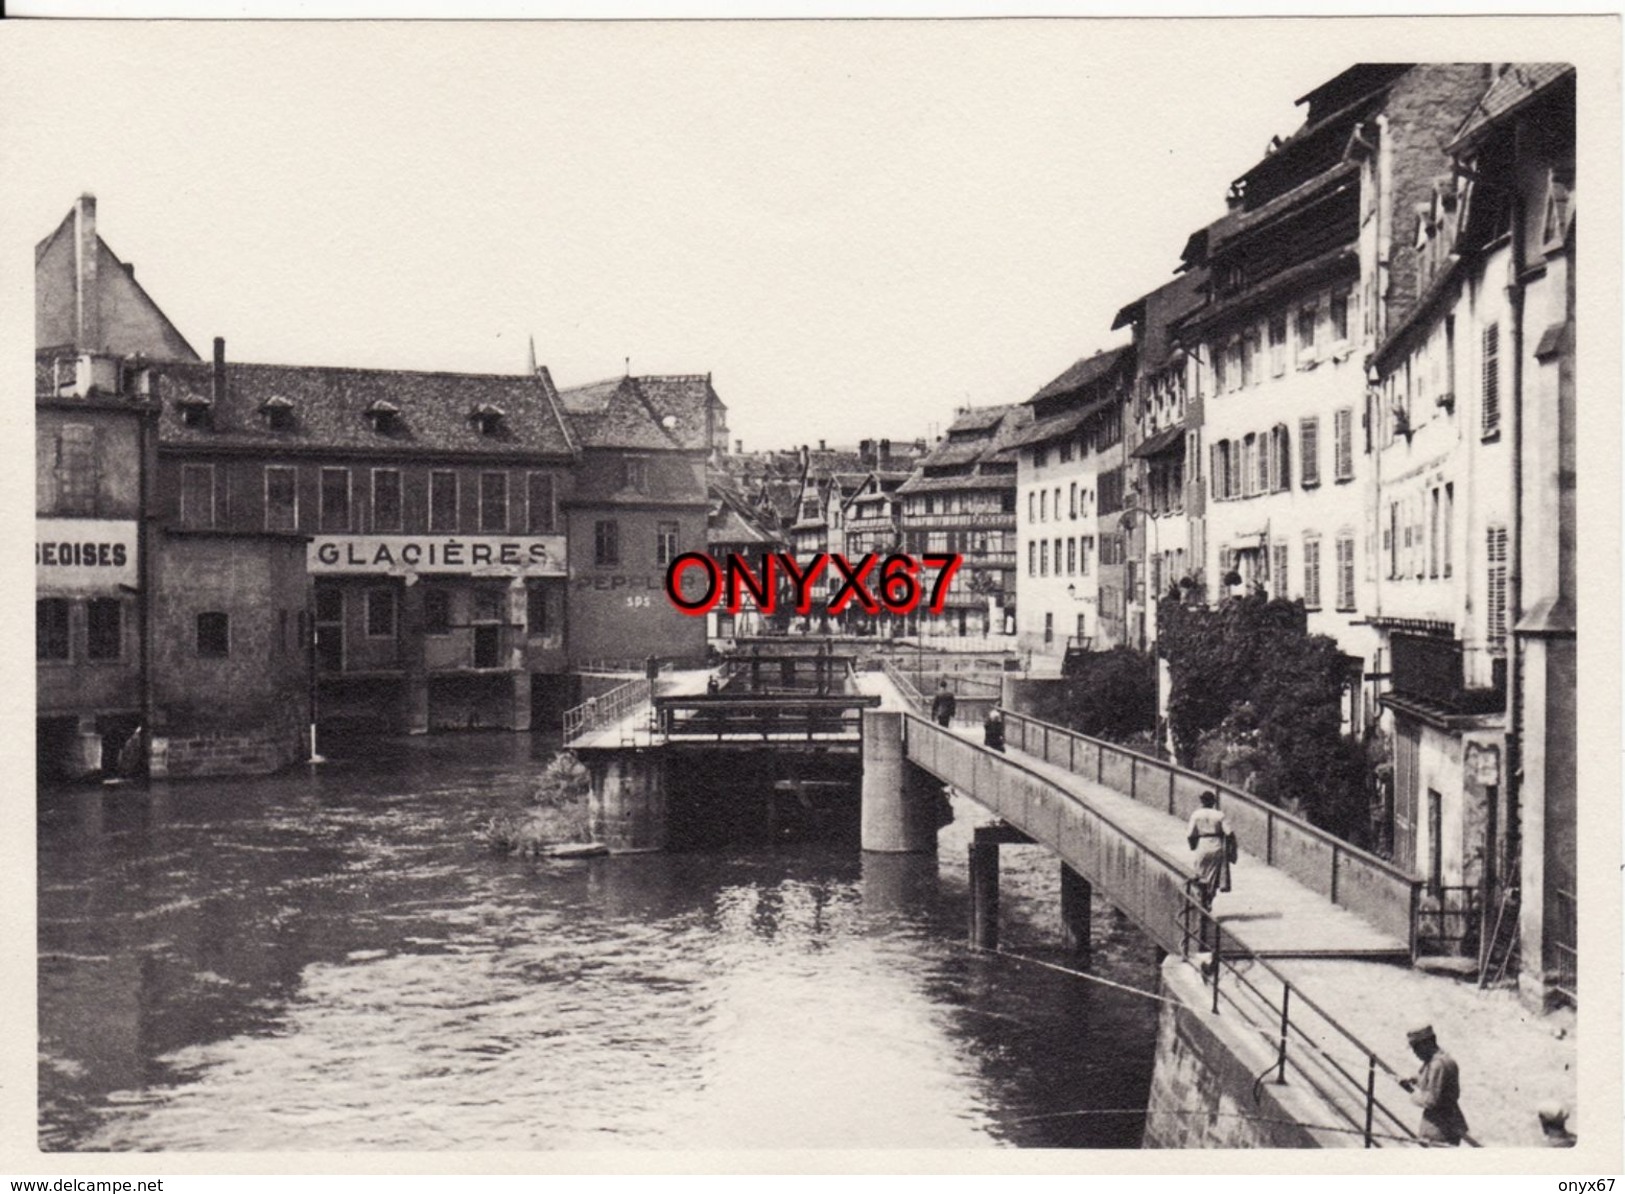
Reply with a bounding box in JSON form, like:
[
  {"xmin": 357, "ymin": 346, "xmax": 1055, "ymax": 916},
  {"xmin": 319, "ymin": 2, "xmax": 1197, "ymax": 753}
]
[{"xmin": 0, "ymin": 18, "xmax": 1570, "ymax": 452}]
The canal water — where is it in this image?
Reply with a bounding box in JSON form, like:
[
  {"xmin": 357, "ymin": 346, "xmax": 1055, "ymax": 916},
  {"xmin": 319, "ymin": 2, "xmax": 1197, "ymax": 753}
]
[{"xmin": 38, "ymin": 733, "xmax": 1161, "ymax": 1152}]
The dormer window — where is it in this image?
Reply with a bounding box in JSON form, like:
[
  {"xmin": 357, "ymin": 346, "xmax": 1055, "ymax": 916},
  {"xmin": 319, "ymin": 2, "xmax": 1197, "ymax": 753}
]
[
  {"xmin": 177, "ymin": 392, "xmax": 213, "ymax": 429},
  {"xmin": 623, "ymin": 458, "xmax": 647, "ymax": 491},
  {"xmin": 470, "ymin": 403, "xmax": 505, "ymax": 436},
  {"xmin": 262, "ymin": 394, "xmax": 295, "ymax": 431},
  {"xmin": 366, "ymin": 398, "xmax": 400, "ymax": 435}
]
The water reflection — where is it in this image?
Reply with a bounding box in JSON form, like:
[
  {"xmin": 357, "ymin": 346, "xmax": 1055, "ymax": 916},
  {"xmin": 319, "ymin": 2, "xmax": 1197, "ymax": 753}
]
[{"xmin": 39, "ymin": 733, "xmax": 1159, "ymax": 1151}]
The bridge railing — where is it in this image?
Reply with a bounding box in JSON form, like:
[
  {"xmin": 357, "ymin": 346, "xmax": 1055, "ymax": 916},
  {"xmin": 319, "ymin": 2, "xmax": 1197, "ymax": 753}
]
[
  {"xmin": 904, "ymin": 714, "xmax": 1420, "ymax": 1147},
  {"xmin": 562, "ymin": 676, "xmax": 654, "ymax": 742},
  {"xmin": 655, "ymin": 693, "xmax": 880, "ymax": 741},
  {"xmin": 999, "ymin": 709, "xmax": 1421, "ymax": 951},
  {"xmin": 1179, "ymin": 883, "xmax": 1423, "ymax": 1148}
]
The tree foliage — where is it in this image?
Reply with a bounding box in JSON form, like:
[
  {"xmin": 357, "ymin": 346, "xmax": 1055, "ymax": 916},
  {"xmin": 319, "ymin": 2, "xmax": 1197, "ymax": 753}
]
[{"xmin": 1159, "ymin": 591, "xmax": 1370, "ymax": 846}]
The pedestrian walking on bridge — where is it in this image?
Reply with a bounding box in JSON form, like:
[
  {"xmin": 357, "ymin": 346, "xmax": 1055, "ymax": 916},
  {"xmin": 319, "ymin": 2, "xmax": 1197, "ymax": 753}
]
[
  {"xmin": 1186, "ymin": 791, "xmax": 1235, "ymax": 952},
  {"xmin": 931, "ymin": 680, "xmax": 957, "ymax": 727}
]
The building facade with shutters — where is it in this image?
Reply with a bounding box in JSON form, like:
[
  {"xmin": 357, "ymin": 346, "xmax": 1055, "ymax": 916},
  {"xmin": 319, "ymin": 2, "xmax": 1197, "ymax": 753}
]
[
  {"xmin": 1370, "ymin": 65, "xmax": 1575, "ymax": 1005},
  {"xmin": 1012, "ymin": 346, "xmax": 1134, "ymax": 666},
  {"xmin": 1174, "ymin": 64, "xmax": 1493, "ymax": 734}
]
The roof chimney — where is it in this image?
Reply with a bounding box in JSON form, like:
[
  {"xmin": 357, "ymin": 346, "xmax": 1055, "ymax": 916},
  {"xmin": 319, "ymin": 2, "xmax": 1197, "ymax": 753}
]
[
  {"xmin": 735, "ymin": 439, "xmax": 743, "ymax": 455},
  {"xmin": 212, "ymin": 337, "xmax": 226, "ymax": 406},
  {"xmin": 74, "ymin": 194, "xmax": 101, "ymax": 351},
  {"xmin": 880, "ymin": 437, "xmax": 891, "ymax": 463},
  {"xmin": 819, "ymin": 439, "xmax": 827, "ymax": 452}
]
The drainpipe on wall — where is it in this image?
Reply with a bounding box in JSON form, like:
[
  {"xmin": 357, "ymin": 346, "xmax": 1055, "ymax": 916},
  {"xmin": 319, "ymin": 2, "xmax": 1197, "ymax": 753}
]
[
  {"xmin": 137, "ymin": 375, "xmax": 157, "ymax": 777},
  {"xmin": 1505, "ymin": 119, "xmax": 1527, "ymax": 895}
]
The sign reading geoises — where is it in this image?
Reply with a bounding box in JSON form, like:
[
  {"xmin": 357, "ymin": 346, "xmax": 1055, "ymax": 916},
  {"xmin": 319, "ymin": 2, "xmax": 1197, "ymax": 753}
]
[
  {"xmin": 37, "ymin": 518, "xmax": 139, "ymax": 593},
  {"xmin": 308, "ymin": 535, "xmax": 567, "ymax": 576}
]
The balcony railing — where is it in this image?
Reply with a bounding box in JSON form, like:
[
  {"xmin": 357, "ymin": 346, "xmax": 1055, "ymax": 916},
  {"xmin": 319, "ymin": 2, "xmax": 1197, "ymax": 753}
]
[
  {"xmin": 1389, "ymin": 633, "xmax": 1505, "ymax": 714},
  {"xmin": 898, "ymin": 512, "xmax": 1017, "ymax": 530}
]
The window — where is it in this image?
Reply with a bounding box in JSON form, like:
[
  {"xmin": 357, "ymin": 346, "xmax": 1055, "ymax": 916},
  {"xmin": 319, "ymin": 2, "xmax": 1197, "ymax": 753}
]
[
  {"xmin": 1081, "ymin": 536, "xmax": 1093, "ymax": 575},
  {"xmin": 1268, "ymin": 314, "xmax": 1288, "ymax": 377},
  {"xmin": 372, "ymin": 469, "xmax": 402, "ymax": 532},
  {"xmin": 527, "ymin": 473, "xmax": 555, "ymax": 532},
  {"xmin": 1330, "ymin": 291, "xmax": 1350, "ymax": 342},
  {"xmin": 1443, "ymin": 483, "xmax": 1454, "ymax": 578},
  {"xmin": 1333, "ymin": 408, "xmax": 1354, "ymax": 481},
  {"xmin": 527, "ymin": 584, "xmax": 551, "ymax": 637},
  {"xmin": 1034, "ymin": 446, "xmax": 1049, "ymax": 469},
  {"xmin": 55, "ymin": 424, "xmax": 98, "ymax": 516},
  {"xmin": 1296, "ymin": 304, "xmax": 1318, "ymax": 361},
  {"xmin": 265, "ymin": 466, "xmax": 298, "ymax": 532},
  {"xmin": 1213, "ymin": 346, "xmax": 1227, "ymax": 394},
  {"xmin": 1028, "ymin": 541, "xmax": 1037, "ymax": 577},
  {"xmin": 366, "ymin": 588, "xmax": 396, "ymax": 638},
  {"xmin": 1099, "ymin": 467, "xmax": 1125, "ymax": 515},
  {"xmin": 181, "ymin": 463, "xmax": 215, "ymax": 529},
  {"xmin": 424, "ymin": 587, "xmax": 451, "ymax": 635},
  {"xmin": 429, "ymin": 470, "xmax": 458, "ymax": 532},
  {"xmin": 1028, "ymin": 492, "xmax": 1036, "ymax": 522},
  {"xmin": 1481, "ymin": 322, "xmax": 1501, "ymax": 437},
  {"xmin": 594, "ymin": 520, "xmax": 619, "ymax": 567},
  {"xmin": 1068, "ymin": 482, "xmax": 1077, "ymax": 519},
  {"xmin": 1040, "ymin": 490, "xmax": 1047, "ymax": 522},
  {"xmin": 1486, "ymin": 524, "xmax": 1508, "ymax": 654},
  {"xmin": 1303, "ymin": 538, "xmax": 1322, "ymax": 610},
  {"xmin": 1429, "ymin": 488, "xmax": 1440, "ymax": 578},
  {"xmin": 1300, "ymin": 417, "xmax": 1320, "ymax": 487},
  {"xmin": 1388, "ymin": 502, "xmax": 1400, "ymax": 579},
  {"xmin": 196, "ymin": 611, "xmax": 229, "ymax": 657},
  {"xmin": 1272, "ymin": 543, "xmax": 1290, "ymax": 599},
  {"xmin": 320, "ymin": 468, "xmax": 351, "ymax": 532},
  {"xmin": 623, "ymin": 458, "xmax": 647, "ymax": 491},
  {"xmin": 1040, "ymin": 540, "xmax": 1049, "ymax": 577},
  {"xmin": 480, "ymin": 472, "xmax": 508, "ymax": 533},
  {"xmin": 86, "ymin": 598, "xmax": 121, "ymax": 660},
  {"xmin": 1059, "ymin": 440, "xmax": 1074, "ymax": 464},
  {"xmin": 37, "ymin": 598, "xmax": 69, "ymax": 660},
  {"xmin": 1271, "ymin": 425, "xmax": 1291, "ymax": 493},
  {"xmin": 1240, "ymin": 330, "xmax": 1255, "ymax": 388},
  {"xmin": 1336, "ymin": 534, "xmax": 1356, "ymax": 611},
  {"xmin": 1067, "ymin": 537, "xmax": 1077, "ymax": 576},
  {"xmin": 656, "ymin": 521, "xmax": 679, "ymax": 566}
]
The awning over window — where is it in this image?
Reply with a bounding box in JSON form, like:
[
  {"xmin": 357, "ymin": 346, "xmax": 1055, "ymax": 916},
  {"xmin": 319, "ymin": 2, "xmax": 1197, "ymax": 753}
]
[{"xmin": 1131, "ymin": 423, "xmax": 1185, "ymax": 459}]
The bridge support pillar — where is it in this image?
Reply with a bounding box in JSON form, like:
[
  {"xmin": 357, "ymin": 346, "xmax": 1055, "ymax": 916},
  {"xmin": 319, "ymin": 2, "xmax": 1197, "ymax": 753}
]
[
  {"xmin": 1060, "ymin": 865, "xmax": 1092, "ymax": 957},
  {"xmin": 586, "ymin": 748, "xmax": 667, "ymax": 853},
  {"xmin": 861, "ymin": 710, "xmax": 939, "ymax": 853},
  {"xmin": 968, "ymin": 840, "xmax": 1000, "ymax": 950}
]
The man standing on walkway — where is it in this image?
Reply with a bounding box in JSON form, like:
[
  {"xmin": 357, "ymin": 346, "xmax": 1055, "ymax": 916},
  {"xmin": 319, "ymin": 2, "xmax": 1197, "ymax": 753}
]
[
  {"xmin": 931, "ymin": 680, "xmax": 957, "ymax": 727},
  {"xmin": 1399, "ymin": 1025, "xmax": 1469, "ymax": 1146}
]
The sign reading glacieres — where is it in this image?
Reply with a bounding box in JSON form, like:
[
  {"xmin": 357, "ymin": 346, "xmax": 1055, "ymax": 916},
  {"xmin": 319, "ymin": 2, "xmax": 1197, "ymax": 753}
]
[
  {"xmin": 36, "ymin": 518, "xmax": 139, "ymax": 592},
  {"xmin": 308, "ymin": 535, "xmax": 568, "ymax": 576}
]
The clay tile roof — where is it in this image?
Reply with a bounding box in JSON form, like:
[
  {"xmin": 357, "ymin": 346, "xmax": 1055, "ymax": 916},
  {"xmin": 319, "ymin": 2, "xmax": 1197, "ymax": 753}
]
[
  {"xmin": 151, "ymin": 360, "xmax": 574, "ymax": 456},
  {"xmin": 1026, "ymin": 344, "xmax": 1134, "ymax": 405},
  {"xmin": 1449, "ymin": 63, "xmax": 1574, "ymax": 152}
]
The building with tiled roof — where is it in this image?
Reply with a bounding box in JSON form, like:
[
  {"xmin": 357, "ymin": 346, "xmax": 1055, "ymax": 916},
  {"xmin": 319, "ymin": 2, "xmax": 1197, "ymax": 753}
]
[
  {"xmin": 1013, "ymin": 344, "xmax": 1135, "ymax": 662},
  {"xmin": 897, "ymin": 403, "xmax": 1032, "ymax": 642},
  {"xmin": 35, "ymin": 198, "xmax": 310, "ymax": 779},
  {"xmin": 554, "ymin": 373, "xmax": 715, "ymax": 668},
  {"xmin": 1171, "ymin": 63, "xmax": 1491, "ymax": 732}
]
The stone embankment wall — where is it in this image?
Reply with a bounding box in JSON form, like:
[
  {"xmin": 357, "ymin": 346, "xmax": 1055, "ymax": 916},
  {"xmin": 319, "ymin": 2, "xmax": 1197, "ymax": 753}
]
[
  {"xmin": 1142, "ymin": 959, "xmax": 1356, "ymax": 1149},
  {"xmin": 150, "ymin": 701, "xmax": 308, "ymax": 779}
]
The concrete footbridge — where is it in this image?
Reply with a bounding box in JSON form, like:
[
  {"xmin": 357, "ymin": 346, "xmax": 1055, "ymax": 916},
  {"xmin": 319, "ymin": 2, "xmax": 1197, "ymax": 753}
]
[{"xmin": 560, "ymin": 653, "xmax": 1573, "ymax": 1148}]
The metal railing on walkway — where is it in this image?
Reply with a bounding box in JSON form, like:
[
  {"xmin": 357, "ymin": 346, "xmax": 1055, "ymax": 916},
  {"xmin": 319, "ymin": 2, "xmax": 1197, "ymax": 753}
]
[
  {"xmin": 999, "ymin": 709, "xmax": 1421, "ymax": 951},
  {"xmin": 562, "ymin": 676, "xmax": 653, "ymax": 742},
  {"xmin": 903, "ymin": 712, "xmax": 1421, "ymax": 1148},
  {"xmin": 1178, "ymin": 881, "xmax": 1422, "ymax": 1148}
]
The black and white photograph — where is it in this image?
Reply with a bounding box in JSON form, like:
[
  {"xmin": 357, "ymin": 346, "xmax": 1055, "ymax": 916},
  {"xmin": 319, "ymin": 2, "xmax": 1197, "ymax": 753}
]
[{"xmin": 3, "ymin": 9, "xmax": 1617, "ymax": 1178}]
